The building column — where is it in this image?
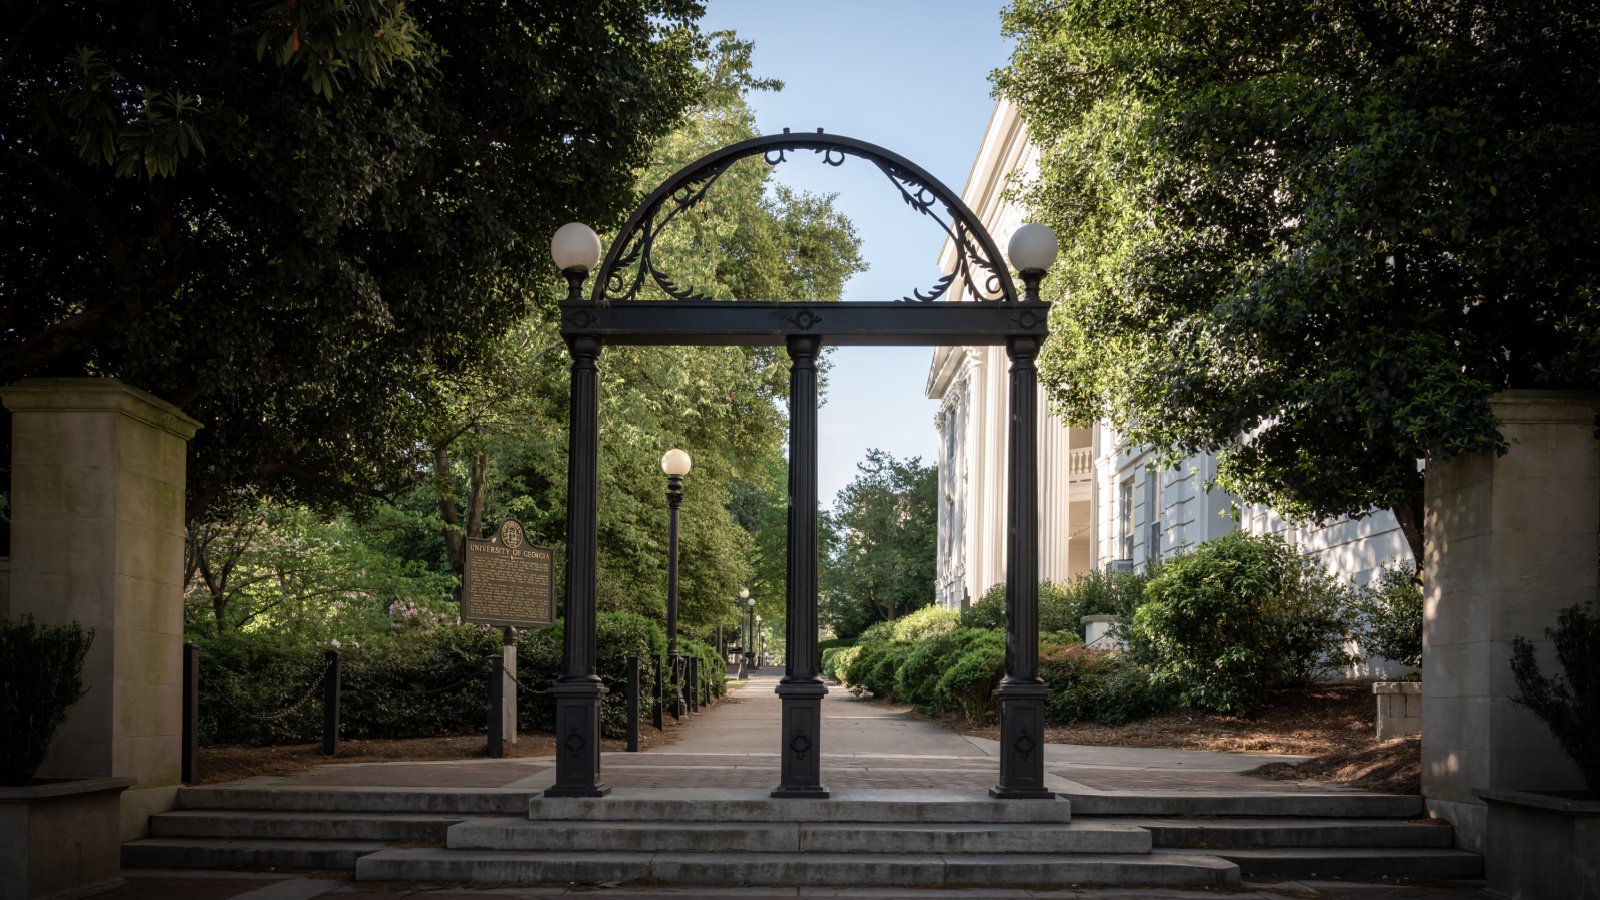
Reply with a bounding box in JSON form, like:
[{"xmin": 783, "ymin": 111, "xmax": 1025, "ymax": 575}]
[
  {"xmin": 992, "ymin": 336, "xmax": 1052, "ymax": 799},
  {"xmin": 1422, "ymin": 390, "xmax": 1597, "ymax": 850},
  {"xmin": 2, "ymin": 379, "xmax": 200, "ymax": 839},
  {"xmin": 774, "ymin": 334, "xmax": 828, "ymax": 798},
  {"xmin": 547, "ymin": 336, "xmax": 609, "ymax": 797}
]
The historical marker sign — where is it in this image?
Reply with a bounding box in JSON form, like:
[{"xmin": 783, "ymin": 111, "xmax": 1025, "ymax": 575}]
[{"xmin": 462, "ymin": 518, "xmax": 555, "ymax": 628}]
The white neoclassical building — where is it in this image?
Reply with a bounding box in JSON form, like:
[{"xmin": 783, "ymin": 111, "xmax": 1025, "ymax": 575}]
[{"xmin": 928, "ymin": 98, "xmax": 1410, "ymax": 611}]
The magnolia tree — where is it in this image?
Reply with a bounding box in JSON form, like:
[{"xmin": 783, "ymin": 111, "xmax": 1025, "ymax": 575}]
[{"xmin": 998, "ymin": 0, "xmax": 1600, "ymax": 563}]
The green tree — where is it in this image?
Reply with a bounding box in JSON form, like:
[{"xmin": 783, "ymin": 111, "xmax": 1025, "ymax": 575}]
[
  {"xmin": 428, "ymin": 35, "xmax": 864, "ymax": 633},
  {"xmin": 997, "ymin": 1, "xmax": 1600, "ymax": 564},
  {"xmin": 2, "ymin": 0, "xmax": 708, "ymax": 522},
  {"xmin": 184, "ymin": 501, "xmax": 456, "ymax": 638},
  {"xmin": 823, "ymin": 451, "xmax": 938, "ymax": 638}
]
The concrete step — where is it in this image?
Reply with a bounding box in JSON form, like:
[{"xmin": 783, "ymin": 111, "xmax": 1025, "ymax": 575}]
[
  {"xmin": 526, "ymin": 788, "xmax": 1073, "ymax": 823},
  {"xmin": 175, "ymin": 786, "xmax": 535, "ymax": 815},
  {"xmin": 355, "ymin": 848, "xmax": 1241, "ymax": 887},
  {"xmin": 150, "ymin": 809, "xmax": 468, "ymax": 842},
  {"xmin": 1211, "ymin": 847, "xmax": 1483, "ymax": 879},
  {"xmin": 1064, "ymin": 791, "xmax": 1424, "ymax": 818},
  {"xmin": 449, "ymin": 818, "xmax": 1151, "ymax": 855},
  {"xmin": 1106, "ymin": 816, "xmax": 1456, "ymax": 849},
  {"xmin": 122, "ymin": 837, "xmax": 394, "ymax": 871}
]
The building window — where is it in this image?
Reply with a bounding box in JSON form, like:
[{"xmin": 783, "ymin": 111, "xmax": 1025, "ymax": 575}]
[
  {"xmin": 1118, "ymin": 478, "xmax": 1134, "ymax": 560},
  {"xmin": 1145, "ymin": 467, "xmax": 1161, "ymax": 561}
]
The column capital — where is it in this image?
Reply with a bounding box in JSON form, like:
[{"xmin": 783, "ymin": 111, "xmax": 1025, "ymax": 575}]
[{"xmin": 2, "ymin": 377, "xmax": 201, "ymax": 440}]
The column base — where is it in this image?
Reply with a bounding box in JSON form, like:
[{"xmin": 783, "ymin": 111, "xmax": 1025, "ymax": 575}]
[
  {"xmin": 545, "ymin": 679, "xmax": 610, "ymax": 798},
  {"xmin": 774, "ymin": 679, "xmax": 828, "ymax": 799},
  {"xmin": 993, "ymin": 681, "xmax": 1052, "ymax": 800},
  {"xmin": 771, "ymin": 785, "xmax": 831, "ymax": 799}
]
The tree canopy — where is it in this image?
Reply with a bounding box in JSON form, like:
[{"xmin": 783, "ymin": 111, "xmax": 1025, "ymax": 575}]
[
  {"xmin": 822, "ymin": 450, "xmax": 937, "ymax": 639},
  {"xmin": 403, "ymin": 35, "xmax": 865, "ymax": 633},
  {"xmin": 997, "ymin": 0, "xmax": 1600, "ymax": 561},
  {"xmin": 2, "ymin": 0, "xmax": 708, "ymax": 521}
]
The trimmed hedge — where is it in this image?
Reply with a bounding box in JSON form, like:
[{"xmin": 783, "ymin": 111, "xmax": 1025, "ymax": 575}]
[{"xmin": 195, "ymin": 612, "xmax": 723, "ymax": 746}]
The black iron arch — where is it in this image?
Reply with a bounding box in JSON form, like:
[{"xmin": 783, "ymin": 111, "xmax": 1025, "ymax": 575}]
[
  {"xmin": 592, "ymin": 129, "xmax": 1020, "ymax": 304},
  {"xmin": 548, "ymin": 130, "xmax": 1052, "ymax": 805}
]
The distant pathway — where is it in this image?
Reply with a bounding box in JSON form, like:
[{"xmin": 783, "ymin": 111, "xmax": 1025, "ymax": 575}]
[{"xmin": 225, "ymin": 669, "xmax": 1339, "ymax": 794}]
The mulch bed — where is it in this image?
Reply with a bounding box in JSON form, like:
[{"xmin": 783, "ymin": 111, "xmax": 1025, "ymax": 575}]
[{"xmin": 931, "ymin": 682, "xmax": 1421, "ymax": 792}]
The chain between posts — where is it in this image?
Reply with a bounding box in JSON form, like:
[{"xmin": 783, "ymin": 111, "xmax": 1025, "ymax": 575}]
[{"xmin": 213, "ymin": 656, "xmax": 333, "ymax": 723}]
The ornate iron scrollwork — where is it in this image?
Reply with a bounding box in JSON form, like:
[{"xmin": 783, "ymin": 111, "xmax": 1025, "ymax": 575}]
[{"xmin": 594, "ymin": 130, "xmax": 1019, "ymax": 305}]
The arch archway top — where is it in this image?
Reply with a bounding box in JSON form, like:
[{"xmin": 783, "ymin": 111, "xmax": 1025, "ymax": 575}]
[{"xmin": 593, "ymin": 129, "xmax": 1020, "ymax": 305}]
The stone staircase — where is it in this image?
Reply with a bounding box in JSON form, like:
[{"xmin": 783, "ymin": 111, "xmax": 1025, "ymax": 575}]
[
  {"xmin": 1067, "ymin": 791, "xmax": 1482, "ymax": 880},
  {"xmin": 124, "ymin": 785, "xmax": 1481, "ymax": 886}
]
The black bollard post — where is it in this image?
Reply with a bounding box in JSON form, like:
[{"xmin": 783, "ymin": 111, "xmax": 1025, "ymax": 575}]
[
  {"xmin": 687, "ymin": 656, "xmax": 699, "ymax": 714},
  {"xmin": 182, "ymin": 643, "xmax": 199, "ymax": 783},
  {"xmin": 626, "ymin": 653, "xmax": 640, "ymax": 752},
  {"xmin": 652, "ymin": 655, "xmax": 664, "ymax": 730},
  {"xmin": 486, "ymin": 654, "xmax": 504, "ymax": 759},
  {"xmin": 322, "ymin": 650, "xmax": 341, "ymax": 757}
]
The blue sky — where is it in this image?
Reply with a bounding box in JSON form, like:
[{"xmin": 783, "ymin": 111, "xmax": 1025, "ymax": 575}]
[{"xmin": 697, "ymin": 1, "xmax": 1015, "ymax": 506}]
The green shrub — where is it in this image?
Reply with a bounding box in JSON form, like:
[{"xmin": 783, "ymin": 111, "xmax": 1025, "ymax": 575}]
[
  {"xmin": 1127, "ymin": 532, "xmax": 1351, "ymax": 715},
  {"xmin": 825, "ymin": 645, "xmax": 862, "ymax": 681},
  {"xmin": 816, "ymin": 637, "xmax": 855, "ymax": 657},
  {"xmin": 1, "ymin": 616, "xmax": 94, "ymax": 785},
  {"xmin": 892, "ymin": 627, "xmax": 994, "ymax": 709},
  {"xmin": 846, "ymin": 640, "xmax": 914, "ymax": 699},
  {"xmin": 1069, "ymin": 565, "xmax": 1156, "ymax": 622},
  {"xmin": 935, "ymin": 630, "xmax": 1005, "ymax": 721},
  {"xmin": 889, "ymin": 606, "xmax": 960, "ymax": 642},
  {"xmin": 1511, "ymin": 600, "xmax": 1600, "ymax": 793},
  {"xmin": 962, "ymin": 574, "xmax": 1149, "ymax": 635},
  {"xmin": 1040, "ymin": 642, "xmax": 1167, "ymax": 726},
  {"xmin": 1350, "ymin": 561, "xmax": 1423, "ymax": 669},
  {"xmin": 195, "ymin": 612, "xmax": 675, "ymax": 745}
]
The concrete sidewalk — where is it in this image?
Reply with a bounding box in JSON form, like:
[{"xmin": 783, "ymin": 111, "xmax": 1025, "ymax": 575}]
[{"xmin": 215, "ymin": 671, "xmax": 1330, "ymax": 796}]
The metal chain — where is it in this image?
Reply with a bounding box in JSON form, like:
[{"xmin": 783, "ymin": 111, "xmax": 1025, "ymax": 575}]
[
  {"xmin": 386, "ymin": 661, "xmax": 494, "ymax": 697},
  {"xmin": 213, "ymin": 657, "xmax": 331, "ymax": 723},
  {"xmin": 507, "ymin": 669, "xmax": 552, "ymax": 696}
]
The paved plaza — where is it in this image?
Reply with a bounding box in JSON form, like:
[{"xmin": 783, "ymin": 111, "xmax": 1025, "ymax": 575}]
[{"xmin": 102, "ymin": 672, "xmax": 1484, "ymax": 899}]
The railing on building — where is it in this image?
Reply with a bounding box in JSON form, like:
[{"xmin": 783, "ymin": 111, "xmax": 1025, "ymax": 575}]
[{"xmin": 1068, "ymin": 447, "xmax": 1093, "ymax": 481}]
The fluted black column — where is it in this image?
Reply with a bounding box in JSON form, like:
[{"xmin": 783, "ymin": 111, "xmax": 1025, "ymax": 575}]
[
  {"xmin": 774, "ymin": 333, "xmax": 828, "ymax": 798},
  {"xmin": 666, "ymin": 474, "xmax": 684, "ymax": 719},
  {"xmin": 992, "ymin": 330, "xmax": 1052, "ymax": 799},
  {"xmin": 548, "ymin": 333, "xmax": 609, "ymax": 798}
]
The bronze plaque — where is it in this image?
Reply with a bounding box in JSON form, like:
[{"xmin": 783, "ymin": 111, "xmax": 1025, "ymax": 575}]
[{"xmin": 461, "ymin": 518, "xmax": 555, "ymax": 628}]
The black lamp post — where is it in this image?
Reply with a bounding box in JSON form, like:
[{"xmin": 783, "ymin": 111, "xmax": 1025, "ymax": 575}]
[
  {"xmin": 991, "ymin": 222, "xmax": 1059, "ymax": 800},
  {"xmin": 662, "ymin": 448, "xmax": 691, "ymax": 719},
  {"xmin": 742, "ymin": 589, "xmax": 756, "ymax": 676},
  {"xmin": 546, "ymin": 221, "xmax": 609, "ymax": 798}
]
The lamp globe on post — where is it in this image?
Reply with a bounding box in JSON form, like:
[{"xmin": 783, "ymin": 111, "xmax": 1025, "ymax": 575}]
[
  {"xmin": 551, "ymin": 222, "xmax": 602, "ymax": 301},
  {"xmin": 1007, "ymin": 223, "xmax": 1059, "ymax": 301},
  {"xmin": 661, "ymin": 448, "xmax": 692, "ymax": 718}
]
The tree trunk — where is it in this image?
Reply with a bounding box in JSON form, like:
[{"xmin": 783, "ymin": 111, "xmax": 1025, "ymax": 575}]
[
  {"xmin": 1391, "ymin": 479, "xmax": 1426, "ymax": 570},
  {"xmin": 466, "ymin": 431, "xmax": 487, "ymax": 541},
  {"xmin": 435, "ymin": 445, "xmax": 465, "ymax": 578},
  {"xmin": 196, "ymin": 554, "xmax": 229, "ymax": 633}
]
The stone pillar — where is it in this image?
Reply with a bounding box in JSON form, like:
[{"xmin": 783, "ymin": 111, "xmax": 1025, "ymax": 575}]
[
  {"xmin": 1422, "ymin": 390, "xmax": 1597, "ymax": 851},
  {"xmin": 1, "ymin": 378, "xmax": 200, "ymax": 840}
]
